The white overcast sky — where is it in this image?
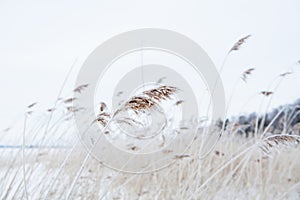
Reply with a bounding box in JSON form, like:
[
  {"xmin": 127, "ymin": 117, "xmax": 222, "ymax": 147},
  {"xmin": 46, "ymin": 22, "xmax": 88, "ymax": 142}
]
[{"xmin": 0, "ymin": 0, "xmax": 300, "ymax": 128}]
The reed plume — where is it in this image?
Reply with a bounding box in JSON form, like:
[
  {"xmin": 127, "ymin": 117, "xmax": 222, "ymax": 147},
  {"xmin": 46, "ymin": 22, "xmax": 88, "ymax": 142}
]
[
  {"xmin": 64, "ymin": 97, "xmax": 77, "ymax": 104},
  {"xmin": 96, "ymin": 102, "xmax": 110, "ymax": 127},
  {"xmin": 241, "ymin": 68, "xmax": 255, "ymax": 82},
  {"xmin": 114, "ymin": 85, "xmax": 178, "ymax": 116},
  {"xmin": 260, "ymin": 134, "xmax": 300, "ymax": 154},
  {"xmin": 229, "ymin": 35, "xmax": 251, "ymax": 53},
  {"xmin": 96, "ymin": 85, "xmax": 178, "ymax": 128},
  {"xmin": 280, "ymin": 71, "xmax": 292, "ymax": 77},
  {"xmin": 27, "ymin": 102, "xmax": 37, "ymax": 109},
  {"xmin": 261, "ymin": 91, "xmax": 273, "ymax": 96},
  {"xmin": 73, "ymin": 84, "xmax": 89, "ymax": 93}
]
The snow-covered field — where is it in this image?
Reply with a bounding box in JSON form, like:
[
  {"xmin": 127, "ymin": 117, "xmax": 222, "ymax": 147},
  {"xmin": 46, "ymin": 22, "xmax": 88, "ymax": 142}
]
[{"xmin": 1, "ymin": 118, "xmax": 300, "ymax": 199}]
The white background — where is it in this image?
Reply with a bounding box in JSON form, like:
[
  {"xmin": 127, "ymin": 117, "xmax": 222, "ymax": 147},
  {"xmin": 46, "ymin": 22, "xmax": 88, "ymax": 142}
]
[{"xmin": 0, "ymin": 0, "xmax": 300, "ymax": 129}]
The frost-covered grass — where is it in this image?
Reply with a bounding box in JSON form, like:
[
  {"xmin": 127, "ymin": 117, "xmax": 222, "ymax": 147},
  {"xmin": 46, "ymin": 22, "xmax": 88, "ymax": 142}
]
[
  {"xmin": 1, "ymin": 89, "xmax": 300, "ymax": 199},
  {"xmin": 0, "ymin": 130, "xmax": 299, "ymax": 199}
]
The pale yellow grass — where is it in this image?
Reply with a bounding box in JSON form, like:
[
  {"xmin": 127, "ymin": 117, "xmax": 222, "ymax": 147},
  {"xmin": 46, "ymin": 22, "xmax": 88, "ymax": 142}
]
[{"xmin": 1, "ymin": 133, "xmax": 299, "ymax": 199}]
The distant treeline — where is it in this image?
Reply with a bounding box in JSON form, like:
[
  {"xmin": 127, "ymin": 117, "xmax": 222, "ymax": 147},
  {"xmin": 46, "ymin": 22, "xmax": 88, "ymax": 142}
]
[{"xmin": 219, "ymin": 99, "xmax": 300, "ymax": 136}]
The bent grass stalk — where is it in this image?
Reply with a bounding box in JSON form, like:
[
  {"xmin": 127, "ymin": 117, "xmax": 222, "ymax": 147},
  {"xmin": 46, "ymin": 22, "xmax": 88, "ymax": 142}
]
[
  {"xmin": 203, "ymin": 34, "xmax": 252, "ymax": 159},
  {"xmin": 189, "ymin": 134, "xmax": 299, "ymax": 199},
  {"xmin": 22, "ymin": 113, "xmax": 29, "ymax": 200}
]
